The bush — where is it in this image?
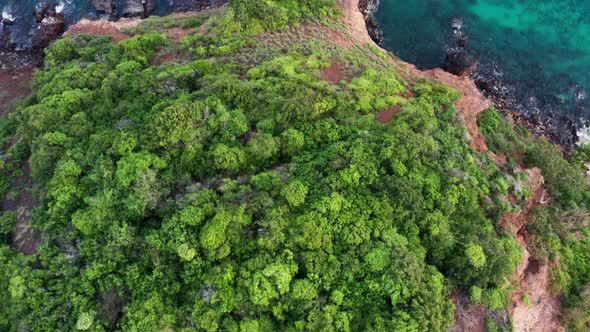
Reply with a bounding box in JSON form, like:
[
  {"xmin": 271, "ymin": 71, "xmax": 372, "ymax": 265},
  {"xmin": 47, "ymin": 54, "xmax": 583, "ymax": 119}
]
[
  {"xmin": 483, "ymin": 288, "xmax": 509, "ymax": 310},
  {"xmin": 0, "ymin": 211, "xmax": 16, "ymax": 236},
  {"xmin": 469, "ymin": 286, "xmax": 483, "ymax": 303}
]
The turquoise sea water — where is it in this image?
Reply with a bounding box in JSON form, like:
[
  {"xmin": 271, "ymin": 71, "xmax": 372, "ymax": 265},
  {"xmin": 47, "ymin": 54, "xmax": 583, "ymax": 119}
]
[{"xmin": 375, "ymin": 0, "xmax": 590, "ymax": 124}]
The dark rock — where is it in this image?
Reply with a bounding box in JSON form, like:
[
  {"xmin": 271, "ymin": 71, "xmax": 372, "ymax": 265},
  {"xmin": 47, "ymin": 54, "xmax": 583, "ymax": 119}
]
[
  {"xmin": 0, "ymin": 50, "xmax": 43, "ymax": 72},
  {"xmin": 93, "ymin": 0, "xmax": 116, "ymax": 16},
  {"xmin": 441, "ymin": 16, "xmax": 479, "ymax": 76},
  {"xmin": 1, "ymin": 3, "xmax": 64, "ymax": 72},
  {"xmin": 358, "ymin": 0, "xmax": 383, "ymax": 45},
  {"xmin": 450, "ymin": 17, "xmax": 463, "ymax": 31},
  {"xmin": 33, "ymin": 4, "xmax": 50, "ymax": 23},
  {"xmin": 456, "ymin": 35, "xmax": 468, "ymax": 48},
  {"xmin": 200, "ymin": 284, "xmax": 215, "ymax": 302},
  {"xmin": 171, "ymin": 0, "xmax": 227, "ymax": 12},
  {"xmin": 0, "ymin": 21, "xmax": 15, "ymax": 51},
  {"xmin": 442, "ymin": 48, "xmax": 479, "ymax": 76},
  {"xmin": 31, "ymin": 4, "xmax": 65, "ymax": 50},
  {"xmin": 1, "ymin": 17, "xmax": 15, "ymax": 26},
  {"xmin": 122, "ymin": 0, "xmax": 156, "ymax": 17}
]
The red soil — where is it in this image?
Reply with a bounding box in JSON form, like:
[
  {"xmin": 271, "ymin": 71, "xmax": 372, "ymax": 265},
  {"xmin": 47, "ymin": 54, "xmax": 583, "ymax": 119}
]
[
  {"xmin": 320, "ymin": 63, "xmax": 351, "ymax": 85},
  {"xmin": 166, "ymin": 26, "xmax": 196, "ymax": 42},
  {"xmin": 375, "ymin": 105, "xmax": 401, "ymax": 124},
  {"xmin": 65, "ymin": 18, "xmax": 134, "ymax": 42},
  {"xmin": 499, "ymin": 168, "xmax": 564, "ymax": 332},
  {"xmin": 0, "ymin": 71, "xmax": 32, "ymax": 114},
  {"xmin": 67, "ymin": 19, "xmax": 192, "ymax": 43},
  {"xmin": 338, "ymin": 0, "xmax": 376, "ymax": 46}
]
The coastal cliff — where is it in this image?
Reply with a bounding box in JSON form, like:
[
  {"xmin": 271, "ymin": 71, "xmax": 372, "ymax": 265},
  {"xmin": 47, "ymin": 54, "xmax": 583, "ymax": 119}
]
[
  {"xmin": 352, "ymin": 1, "xmax": 569, "ymax": 330},
  {"xmin": 0, "ymin": 1, "xmax": 588, "ymax": 331}
]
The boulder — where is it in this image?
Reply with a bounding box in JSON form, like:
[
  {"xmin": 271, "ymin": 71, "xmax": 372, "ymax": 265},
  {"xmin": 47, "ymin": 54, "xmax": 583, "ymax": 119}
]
[
  {"xmin": 442, "ymin": 49, "xmax": 479, "ymax": 77},
  {"xmin": 31, "ymin": 4, "xmax": 65, "ymax": 50},
  {"xmin": 171, "ymin": 0, "xmax": 228, "ymax": 12},
  {"xmin": 122, "ymin": 0, "xmax": 156, "ymax": 17},
  {"xmin": 1, "ymin": 16, "xmax": 15, "ymax": 26},
  {"xmin": 0, "ymin": 19, "xmax": 15, "ymax": 51},
  {"xmin": 92, "ymin": 0, "xmax": 116, "ymax": 16},
  {"xmin": 0, "ymin": 30, "xmax": 13, "ymax": 52}
]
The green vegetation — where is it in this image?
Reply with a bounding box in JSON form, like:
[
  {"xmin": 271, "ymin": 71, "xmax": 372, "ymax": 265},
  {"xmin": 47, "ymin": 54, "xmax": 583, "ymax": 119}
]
[
  {"xmin": 123, "ymin": 13, "xmax": 213, "ymax": 35},
  {"xmin": 478, "ymin": 107, "xmax": 590, "ymax": 330},
  {"xmin": 0, "ymin": 116, "xmax": 26, "ymax": 198},
  {"xmin": 229, "ymin": 0, "xmax": 339, "ymax": 33},
  {"xmin": 0, "ymin": 1, "xmax": 588, "ymax": 331}
]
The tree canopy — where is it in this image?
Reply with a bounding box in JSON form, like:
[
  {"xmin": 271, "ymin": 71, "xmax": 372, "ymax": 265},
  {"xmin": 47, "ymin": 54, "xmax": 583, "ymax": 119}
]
[{"xmin": 0, "ymin": 1, "xmax": 588, "ymax": 331}]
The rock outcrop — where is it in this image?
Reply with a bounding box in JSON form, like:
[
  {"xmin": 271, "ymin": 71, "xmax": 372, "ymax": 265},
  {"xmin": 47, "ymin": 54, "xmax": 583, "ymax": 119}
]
[
  {"xmin": 92, "ymin": 0, "xmax": 116, "ymax": 17},
  {"xmin": 441, "ymin": 17, "xmax": 479, "ymax": 77},
  {"xmin": 358, "ymin": 0, "xmax": 383, "ymax": 45},
  {"xmin": 122, "ymin": 0, "xmax": 156, "ymax": 18},
  {"xmin": 31, "ymin": 4, "xmax": 66, "ymax": 50},
  {"xmin": 0, "ymin": 19, "xmax": 15, "ymax": 52},
  {"xmin": 93, "ymin": 0, "xmax": 159, "ymax": 18},
  {"xmin": 1, "ymin": 3, "xmax": 64, "ymax": 71},
  {"xmin": 442, "ymin": 48, "xmax": 479, "ymax": 77},
  {"xmin": 172, "ymin": 0, "xmax": 228, "ymax": 12}
]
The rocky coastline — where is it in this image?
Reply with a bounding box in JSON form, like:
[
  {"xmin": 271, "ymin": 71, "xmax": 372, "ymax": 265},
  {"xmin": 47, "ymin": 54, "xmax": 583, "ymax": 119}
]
[
  {"xmin": 0, "ymin": 0, "xmax": 581, "ymax": 151},
  {"xmin": 1, "ymin": 3, "xmax": 65, "ymax": 71},
  {"xmin": 358, "ymin": 0, "xmax": 382, "ymax": 45},
  {"xmin": 358, "ymin": 0, "xmax": 580, "ymax": 152},
  {"xmin": 0, "ymin": 0, "xmax": 227, "ymax": 73}
]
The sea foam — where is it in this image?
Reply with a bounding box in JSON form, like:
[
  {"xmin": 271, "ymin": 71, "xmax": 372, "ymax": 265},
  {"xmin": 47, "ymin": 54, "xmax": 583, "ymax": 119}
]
[
  {"xmin": 2, "ymin": 9, "xmax": 15, "ymax": 22},
  {"xmin": 577, "ymin": 126, "xmax": 590, "ymax": 145},
  {"xmin": 56, "ymin": 2, "xmax": 65, "ymax": 13}
]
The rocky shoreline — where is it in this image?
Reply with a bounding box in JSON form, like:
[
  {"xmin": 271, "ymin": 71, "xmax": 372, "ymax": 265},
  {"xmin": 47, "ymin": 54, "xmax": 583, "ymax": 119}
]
[
  {"xmin": 357, "ymin": 0, "xmax": 580, "ymax": 152},
  {"xmin": 1, "ymin": 3, "xmax": 66, "ymax": 71},
  {"xmin": 358, "ymin": 0, "xmax": 383, "ymax": 45},
  {"xmin": 0, "ymin": 0, "xmax": 582, "ymax": 151},
  {"xmin": 0, "ymin": 0, "xmax": 227, "ymax": 73}
]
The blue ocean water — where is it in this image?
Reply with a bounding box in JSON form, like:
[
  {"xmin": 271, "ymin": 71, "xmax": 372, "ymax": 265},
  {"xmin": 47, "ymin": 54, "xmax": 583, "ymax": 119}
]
[
  {"xmin": 0, "ymin": 0, "xmax": 172, "ymax": 48},
  {"xmin": 375, "ymin": 0, "xmax": 590, "ymax": 125}
]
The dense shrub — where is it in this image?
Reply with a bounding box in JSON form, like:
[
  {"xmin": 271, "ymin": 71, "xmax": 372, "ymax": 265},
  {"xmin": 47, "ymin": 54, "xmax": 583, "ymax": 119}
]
[{"xmin": 0, "ymin": 4, "xmax": 587, "ymax": 331}]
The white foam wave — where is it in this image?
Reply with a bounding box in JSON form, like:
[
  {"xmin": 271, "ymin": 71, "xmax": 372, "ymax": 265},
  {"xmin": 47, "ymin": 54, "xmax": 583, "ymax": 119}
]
[
  {"xmin": 2, "ymin": 10, "xmax": 15, "ymax": 22},
  {"xmin": 56, "ymin": 3, "xmax": 65, "ymax": 13},
  {"xmin": 577, "ymin": 125, "xmax": 590, "ymax": 145}
]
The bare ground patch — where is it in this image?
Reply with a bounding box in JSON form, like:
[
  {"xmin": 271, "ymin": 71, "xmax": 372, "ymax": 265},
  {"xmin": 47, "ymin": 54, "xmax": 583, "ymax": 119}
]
[
  {"xmin": 1, "ymin": 158, "xmax": 42, "ymax": 256},
  {"xmin": 65, "ymin": 18, "xmax": 135, "ymax": 42},
  {"xmin": 450, "ymin": 290, "xmax": 487, "ymax": 332},
  {"xmin": 375, "ymin": 105, "xmax": 401, "ymax": 124},
  {"xmin": 498, "ymin": 167, "xmax": 564, "ymax": 332},
  {"xmin": 0, "ymin": 71, "xmax": 32, "ymax": 115},
  {"xmin": 320, "ymin": 62, "xmax": 352, "ymax": 85}
]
